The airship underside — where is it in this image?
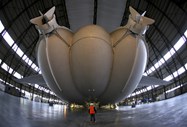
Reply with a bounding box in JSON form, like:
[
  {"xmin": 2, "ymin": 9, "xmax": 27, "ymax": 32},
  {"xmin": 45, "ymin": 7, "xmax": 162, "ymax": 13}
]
[{"xmin": 16, "ymin": 6, "xmax": 170, "ymax": 105}]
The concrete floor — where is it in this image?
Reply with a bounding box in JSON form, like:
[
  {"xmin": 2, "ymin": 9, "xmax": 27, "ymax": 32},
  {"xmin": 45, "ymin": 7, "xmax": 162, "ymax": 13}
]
[{"xmin": 0, "ymin": 91, "xmax": 187, "ymax": 127}]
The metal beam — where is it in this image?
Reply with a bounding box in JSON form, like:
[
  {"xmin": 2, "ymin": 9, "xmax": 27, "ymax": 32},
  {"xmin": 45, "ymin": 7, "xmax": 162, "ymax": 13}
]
[{"xmin": 93, "ymin": 0, "xmax": 98, "ymax": 24}]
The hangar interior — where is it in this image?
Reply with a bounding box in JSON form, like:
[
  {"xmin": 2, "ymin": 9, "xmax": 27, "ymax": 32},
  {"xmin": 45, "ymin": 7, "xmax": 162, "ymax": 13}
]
[{"xmin": 0, "ymin": 0, "xmax": 187, "ymax": 105}]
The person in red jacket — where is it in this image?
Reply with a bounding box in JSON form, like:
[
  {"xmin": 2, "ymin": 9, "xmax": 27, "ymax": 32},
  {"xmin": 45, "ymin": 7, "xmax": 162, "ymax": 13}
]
[{"xmin": 88, "ymin": 103, "xmax": 97, "ymax": 123}]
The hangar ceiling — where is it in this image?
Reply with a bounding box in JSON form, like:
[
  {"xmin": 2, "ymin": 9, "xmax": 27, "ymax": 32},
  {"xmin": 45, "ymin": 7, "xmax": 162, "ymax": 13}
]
[{"xmin": 0, "ymin": 0, "xmax": 187, "ymax": 98}]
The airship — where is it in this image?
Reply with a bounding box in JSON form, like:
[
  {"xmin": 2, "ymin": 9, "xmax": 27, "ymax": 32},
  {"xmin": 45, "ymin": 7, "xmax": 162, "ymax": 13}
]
[{"xmin": 17, "ymin": 6, "xmax": 169, "ymax": 105}]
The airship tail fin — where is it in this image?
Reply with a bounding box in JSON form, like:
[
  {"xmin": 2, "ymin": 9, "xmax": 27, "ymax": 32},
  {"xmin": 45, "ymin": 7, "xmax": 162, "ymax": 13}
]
[
  {"xmin": 30, "ymin": 6, "xmax": 55, "ymax": 26},
  {"xmin": 129, "ymin": 6, "xmax": 140, "ymax": 22},
  {"xmin": 141, "ymin": 16, "xmax": 155, "ymax": 25},
  {"xmin": 126, "ymin": 6, "xmax": 155, "ymax": 35},
  {"xmin": 30, "ymin": 6, "xmax": 59, "ymax": 34},
  {"xmin": 129, "ymin": 6, "xmax": 155, "ymax": 25}
]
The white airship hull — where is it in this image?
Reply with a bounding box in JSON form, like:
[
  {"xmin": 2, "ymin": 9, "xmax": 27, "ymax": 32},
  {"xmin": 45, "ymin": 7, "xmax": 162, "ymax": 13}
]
[
  {"xmin": 29, "ymin": 6, "xmax": 155, "ymax": 105},
  {"xmin": 37, "ymin": 25, "xmax": 147, "ymax": 104}
]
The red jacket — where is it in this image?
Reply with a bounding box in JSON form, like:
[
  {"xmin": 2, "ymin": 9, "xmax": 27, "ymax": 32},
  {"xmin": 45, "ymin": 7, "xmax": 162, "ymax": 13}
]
[{"xmin": 89, "ymin": 105, "xmax": 96, "ymax": 114}]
